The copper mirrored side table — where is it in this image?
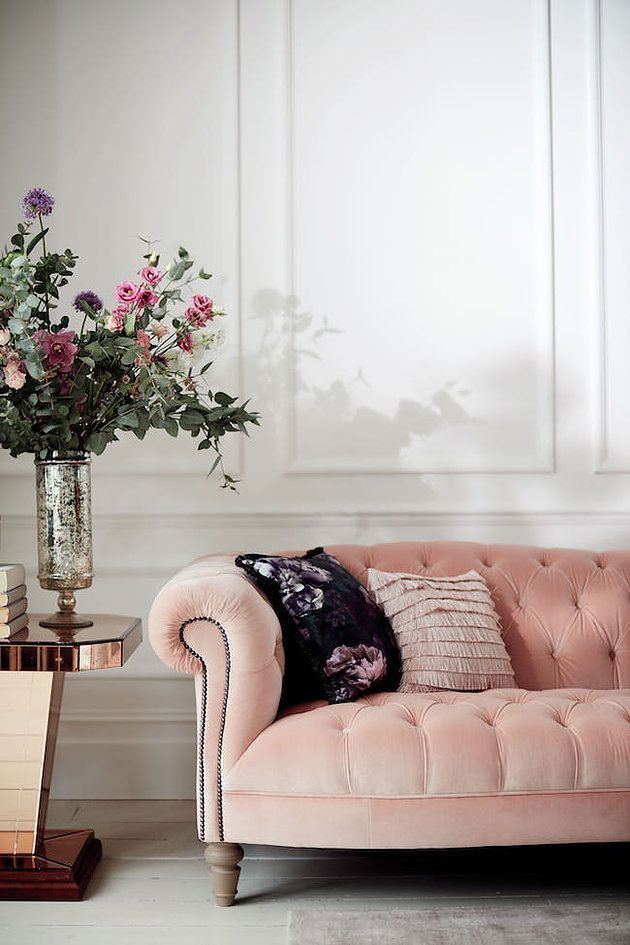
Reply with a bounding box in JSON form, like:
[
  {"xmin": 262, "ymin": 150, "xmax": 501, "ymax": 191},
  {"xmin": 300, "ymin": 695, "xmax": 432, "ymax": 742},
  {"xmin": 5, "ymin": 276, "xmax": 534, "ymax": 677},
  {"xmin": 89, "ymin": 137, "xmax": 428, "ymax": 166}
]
[{"xmin": 0, "ymin": 614, "xmax": 141, "ymax": 900}]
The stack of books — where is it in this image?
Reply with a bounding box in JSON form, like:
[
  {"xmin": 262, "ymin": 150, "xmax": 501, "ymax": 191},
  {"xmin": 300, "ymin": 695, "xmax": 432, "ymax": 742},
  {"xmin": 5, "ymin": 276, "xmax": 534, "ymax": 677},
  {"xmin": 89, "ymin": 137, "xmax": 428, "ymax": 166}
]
[{"xmin": 0, "ymin": 564, "xmax": 28, "ymax": 638}]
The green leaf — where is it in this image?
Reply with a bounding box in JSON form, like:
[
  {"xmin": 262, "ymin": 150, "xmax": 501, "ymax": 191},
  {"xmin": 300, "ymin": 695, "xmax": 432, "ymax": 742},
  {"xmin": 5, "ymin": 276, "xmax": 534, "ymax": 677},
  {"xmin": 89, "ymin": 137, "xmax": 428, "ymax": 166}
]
[
  {"xmin": 178, "ymin": 246, "xmax": 189, "ymax": 259},
  {"xmin": 26, "ymin": 228, "xmax": 48, "ymax": 255},
  {"xmin": 79, "ymin": 356, "xmax": 95, "ymax": 368},
  {"xmin": 11, "ymin": 234, "xmax": 24, "ymax": 250},
  {"xmin": 168, "ymin": 261, "xmax": 186, "ymax": 281},
  {"xmin": 87, "ymin": 431, "xmax": 109, "ymax": 455},
  {"xmin": 214, "ymin": 391, "xmax": 236, "ymax": 406},
  {"xmin": 24, "ymin": 358, "xmax": 45, "ymax": 380},
  {"xmin": 86, "ymin": 341, "xmax": 108, "ymax": 360},
  {"xmin": 117, "ymin": 412, "xmax": 139, "ymax": 429},
  {"xmin": 165, "ymin": 417, "xmax": 178, "ymax": 437},
  {"xmin": 198, "ymin": 268, "xmax": 212, "ymax": 280}
]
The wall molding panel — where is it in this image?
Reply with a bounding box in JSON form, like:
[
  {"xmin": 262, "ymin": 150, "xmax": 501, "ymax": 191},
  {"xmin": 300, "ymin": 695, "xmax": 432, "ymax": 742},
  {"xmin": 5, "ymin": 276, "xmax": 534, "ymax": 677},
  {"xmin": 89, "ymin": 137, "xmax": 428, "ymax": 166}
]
[
  {"xmin": 277, "ymin": 0, "xmax": 557, "ymax": 476},
  {"xmin": 593, "ymin": 0, "xmax": 630, "ymax": 472}
]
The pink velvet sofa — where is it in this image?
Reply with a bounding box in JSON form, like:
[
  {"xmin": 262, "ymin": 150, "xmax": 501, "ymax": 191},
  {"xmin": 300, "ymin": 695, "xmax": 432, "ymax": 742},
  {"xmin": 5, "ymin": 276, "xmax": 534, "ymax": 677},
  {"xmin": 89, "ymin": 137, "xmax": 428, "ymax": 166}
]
[{"xmin": 149, "ymin": 541, "xmax": 630, "ymax": 905}]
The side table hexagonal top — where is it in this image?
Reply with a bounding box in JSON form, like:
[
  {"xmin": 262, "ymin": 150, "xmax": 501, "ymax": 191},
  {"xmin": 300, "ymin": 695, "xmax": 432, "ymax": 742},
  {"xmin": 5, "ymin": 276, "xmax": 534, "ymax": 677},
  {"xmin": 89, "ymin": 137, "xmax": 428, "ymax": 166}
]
[{"xmin": 0, "ymin": 614, "xmax": 141, "ymax": 900}]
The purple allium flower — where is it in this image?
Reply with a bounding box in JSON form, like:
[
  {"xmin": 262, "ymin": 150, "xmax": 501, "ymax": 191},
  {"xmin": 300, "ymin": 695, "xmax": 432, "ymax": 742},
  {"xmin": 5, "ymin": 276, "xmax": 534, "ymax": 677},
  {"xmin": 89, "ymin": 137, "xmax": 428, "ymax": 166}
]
[
  {"xmin": 22, "ymin": 188, "xmax": 55, "ymax": 220},
  {"xmin": 73, "ymin": 290, "xmax": 103, "ymax": 314}
]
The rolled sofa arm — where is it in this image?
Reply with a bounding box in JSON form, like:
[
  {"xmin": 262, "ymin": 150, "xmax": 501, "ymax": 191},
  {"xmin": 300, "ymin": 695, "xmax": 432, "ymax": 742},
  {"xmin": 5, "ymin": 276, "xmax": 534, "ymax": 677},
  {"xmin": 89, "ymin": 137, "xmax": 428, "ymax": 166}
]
[{"xmin": 148, "ymin": 554, "xmax": 285, "ymax": 842}]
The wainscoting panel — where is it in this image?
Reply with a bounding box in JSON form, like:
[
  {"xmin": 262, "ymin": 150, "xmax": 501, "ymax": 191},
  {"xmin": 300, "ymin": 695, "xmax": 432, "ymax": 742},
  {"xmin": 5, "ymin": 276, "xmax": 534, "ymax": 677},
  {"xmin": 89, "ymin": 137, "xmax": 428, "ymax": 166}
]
[
  {"xmin": 595, "ymin": 0, "xmax": 630, "ymax": 471},
  {"xmin": 285, "ymin": 0, "xmax": 555, "ymax": 475}
]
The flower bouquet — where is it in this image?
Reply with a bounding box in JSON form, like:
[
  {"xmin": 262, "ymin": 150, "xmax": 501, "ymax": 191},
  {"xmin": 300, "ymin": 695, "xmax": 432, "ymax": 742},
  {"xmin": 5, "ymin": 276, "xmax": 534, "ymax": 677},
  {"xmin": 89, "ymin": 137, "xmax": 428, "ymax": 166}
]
[
  {"xmin": 0, "ymin": 188, "xmax": 259, "ymax": 629},
  {"xmin": 0, "ymin": 188, "xmax": 258, "ymax": 483}
]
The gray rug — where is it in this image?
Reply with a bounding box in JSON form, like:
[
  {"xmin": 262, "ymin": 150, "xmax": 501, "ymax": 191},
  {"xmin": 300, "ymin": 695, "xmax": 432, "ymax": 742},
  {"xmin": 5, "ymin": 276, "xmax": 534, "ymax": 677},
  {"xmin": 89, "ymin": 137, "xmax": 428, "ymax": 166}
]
[{"xmin": 288, "ymin": 903, "xmax": 630, "ymax": 944}]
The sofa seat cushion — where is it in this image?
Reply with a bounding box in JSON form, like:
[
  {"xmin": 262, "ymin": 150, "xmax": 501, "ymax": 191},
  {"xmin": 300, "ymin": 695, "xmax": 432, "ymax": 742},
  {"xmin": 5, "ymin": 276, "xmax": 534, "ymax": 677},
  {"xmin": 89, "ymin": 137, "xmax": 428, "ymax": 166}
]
[{"xmin": 224, "ymin": 689, "xmax": 630, "ymax": 798}]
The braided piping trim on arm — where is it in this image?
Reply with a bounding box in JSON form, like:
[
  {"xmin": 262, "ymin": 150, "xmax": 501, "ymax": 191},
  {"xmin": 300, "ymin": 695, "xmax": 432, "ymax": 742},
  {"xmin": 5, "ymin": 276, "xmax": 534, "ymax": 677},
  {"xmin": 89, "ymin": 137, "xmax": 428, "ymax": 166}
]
[{"xmin": 179, "ymin": 616, "xmax": 231, "ymax": 842}]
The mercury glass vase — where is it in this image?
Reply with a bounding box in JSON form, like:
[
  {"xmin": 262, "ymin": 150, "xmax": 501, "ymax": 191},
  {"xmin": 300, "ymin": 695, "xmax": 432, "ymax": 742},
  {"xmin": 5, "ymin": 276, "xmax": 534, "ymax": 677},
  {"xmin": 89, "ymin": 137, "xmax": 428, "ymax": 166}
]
[{"xmin": 35, "ymin": 451, "xmax": 94, "ymax": 631}]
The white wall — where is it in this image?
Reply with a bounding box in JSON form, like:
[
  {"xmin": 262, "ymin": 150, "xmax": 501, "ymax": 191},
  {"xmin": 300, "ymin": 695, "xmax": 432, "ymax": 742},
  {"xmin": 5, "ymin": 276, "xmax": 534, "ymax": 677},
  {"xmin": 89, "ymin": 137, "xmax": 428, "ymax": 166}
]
[{"xmin": 1, "ymin": 0, "xmax": 629, "ymax": 797}]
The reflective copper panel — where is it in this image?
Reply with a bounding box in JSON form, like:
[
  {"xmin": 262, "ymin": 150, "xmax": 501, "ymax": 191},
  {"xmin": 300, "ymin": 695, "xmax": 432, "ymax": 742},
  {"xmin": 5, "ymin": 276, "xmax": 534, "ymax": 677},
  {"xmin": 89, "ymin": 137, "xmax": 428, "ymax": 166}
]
[
  {"xmin": 0, "ymin": 672, "xmax": 63, "ymax": 855},
  {"xmin": 0, "ymin": 615, "xmax": 142, "ymax": 672}
]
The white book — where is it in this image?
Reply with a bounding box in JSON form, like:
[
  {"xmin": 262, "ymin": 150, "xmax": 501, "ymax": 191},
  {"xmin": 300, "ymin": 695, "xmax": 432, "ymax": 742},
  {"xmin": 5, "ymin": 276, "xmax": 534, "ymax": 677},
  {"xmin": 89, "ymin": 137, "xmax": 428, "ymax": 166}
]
[
  {"xmin": 0, "ymin": 584, "xmax": 27, "ymax": 607},
  {"xmin": 0, "ymin": 611, "xmax": 28, "ymax": 639},
  {"xmin": 0, "ymin": 564, "xmax": 26, "ymax": 593},
  {"xmin": 0, "ymin": 598, "xmax": 27, "ymax": 623}
]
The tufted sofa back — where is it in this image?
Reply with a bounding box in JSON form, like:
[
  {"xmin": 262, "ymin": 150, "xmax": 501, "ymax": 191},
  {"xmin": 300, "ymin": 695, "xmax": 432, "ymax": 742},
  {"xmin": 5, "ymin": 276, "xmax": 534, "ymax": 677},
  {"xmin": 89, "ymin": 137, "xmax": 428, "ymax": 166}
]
[{"xmin": 324, "ymin": 541, "xmax": 630, "ymax": 691}]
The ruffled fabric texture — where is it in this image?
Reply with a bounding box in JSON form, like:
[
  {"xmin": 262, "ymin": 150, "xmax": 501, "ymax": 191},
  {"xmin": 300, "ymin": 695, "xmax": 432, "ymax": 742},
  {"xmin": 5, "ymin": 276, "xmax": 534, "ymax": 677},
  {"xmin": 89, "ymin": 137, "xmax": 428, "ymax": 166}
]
[{"xmin": 367, "ymin": 568, "xmax": 515, "ymax": 692}]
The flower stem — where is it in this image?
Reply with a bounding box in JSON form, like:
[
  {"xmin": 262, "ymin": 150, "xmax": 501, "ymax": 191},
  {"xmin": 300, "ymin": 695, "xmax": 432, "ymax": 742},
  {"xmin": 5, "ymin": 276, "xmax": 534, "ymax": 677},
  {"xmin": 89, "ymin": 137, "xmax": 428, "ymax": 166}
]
[{"xmin": 38, "ymin": 213, "xmax": 50, "ymax": 326}]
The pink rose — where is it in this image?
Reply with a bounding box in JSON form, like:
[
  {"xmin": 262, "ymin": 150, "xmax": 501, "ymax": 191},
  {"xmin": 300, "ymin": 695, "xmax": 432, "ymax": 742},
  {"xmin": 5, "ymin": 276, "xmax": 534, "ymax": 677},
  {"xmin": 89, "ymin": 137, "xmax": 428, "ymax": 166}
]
[
  {"xmin": 113, "ymin": 303, "xmax": 130, "ymax": 316},
  {"xmin": 105, "ymin": 312, "xmax": 125, "ymax": 332},
  {"xmin": 150, "ymin": 321, "xmax": 169, "ymax": 338},
  {"xmin": 191, "ymin": 294, "xmax": 213, "ymax": 315},
  {"xmin": 116, "ymin": 281, "xmax": 140, "ymax": 303},
  {"xmin": 136, "ymin": 287, "xmax": 159, "ymax": 308},
  {"xmin": 185, "ymin": 305, "xmax": 214, "ymax": 327},
  {"xmin": 177, "ymin": 332, "xmax": 193, "ymax": 353},
  {"xmin": 141, "ymin": 266, "xmax": 162, "ymax": 286},
  {"xmin": 4, "ymin": 363, "xmax": 27, "ymax": 389},
  {"xmin": 3, "ymin": 353, "xmax": 27, "ymax": 390},
  {"xmin": 35, "ymin": 329, "xmax": 78, "ymax": 373}
]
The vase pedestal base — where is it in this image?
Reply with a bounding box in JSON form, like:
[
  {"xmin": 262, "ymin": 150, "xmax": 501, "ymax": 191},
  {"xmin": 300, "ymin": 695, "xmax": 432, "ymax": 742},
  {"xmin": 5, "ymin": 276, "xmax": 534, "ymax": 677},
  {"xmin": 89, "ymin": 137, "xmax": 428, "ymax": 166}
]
[
  {"xmin": 0, "ymin": 829, "xmax": 102, "ymax": 900},
  {"xmin": 38, "ymin": 612, "xmax": 94, "ymax": 631}
]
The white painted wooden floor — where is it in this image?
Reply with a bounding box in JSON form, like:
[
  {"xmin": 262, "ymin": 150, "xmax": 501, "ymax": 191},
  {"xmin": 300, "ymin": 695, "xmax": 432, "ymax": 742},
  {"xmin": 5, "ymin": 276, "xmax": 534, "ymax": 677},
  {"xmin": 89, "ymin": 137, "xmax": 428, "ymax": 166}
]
[{"xmin": 0, "ymin": 801, "xmax": 628, "ymax": 944}]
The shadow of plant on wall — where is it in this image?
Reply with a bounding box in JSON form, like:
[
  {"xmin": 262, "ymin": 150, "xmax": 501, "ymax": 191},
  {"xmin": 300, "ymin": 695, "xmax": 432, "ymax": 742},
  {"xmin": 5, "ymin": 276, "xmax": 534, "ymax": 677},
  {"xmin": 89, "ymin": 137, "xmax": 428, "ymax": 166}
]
[{"xmin": 247, "ymin": 288, "xmax": 476, "ymax": 475}]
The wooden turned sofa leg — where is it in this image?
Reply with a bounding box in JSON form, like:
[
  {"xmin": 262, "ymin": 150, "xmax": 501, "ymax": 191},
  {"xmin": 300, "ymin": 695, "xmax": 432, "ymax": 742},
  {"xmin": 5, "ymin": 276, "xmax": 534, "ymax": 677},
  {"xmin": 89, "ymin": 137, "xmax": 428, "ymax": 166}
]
[{"xmin": 205, "ymin": 842, "xmax": 244, "ymax": 906}]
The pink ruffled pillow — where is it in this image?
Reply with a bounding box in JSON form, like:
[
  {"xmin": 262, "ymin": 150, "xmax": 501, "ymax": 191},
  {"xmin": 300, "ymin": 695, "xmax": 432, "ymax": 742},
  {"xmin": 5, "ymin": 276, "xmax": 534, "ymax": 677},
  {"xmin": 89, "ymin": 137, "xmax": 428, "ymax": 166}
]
[{"xmin": 367, "ymin": 568, "xmax": 515, "ymax": 692}]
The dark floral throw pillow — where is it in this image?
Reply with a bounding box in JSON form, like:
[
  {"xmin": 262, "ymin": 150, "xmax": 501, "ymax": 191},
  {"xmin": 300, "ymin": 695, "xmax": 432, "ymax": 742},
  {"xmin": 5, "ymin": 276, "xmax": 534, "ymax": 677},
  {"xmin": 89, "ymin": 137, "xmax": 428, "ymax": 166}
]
[{"xmin": 235, "ymin": 548, "xmax": 401, "ymax": 705}]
